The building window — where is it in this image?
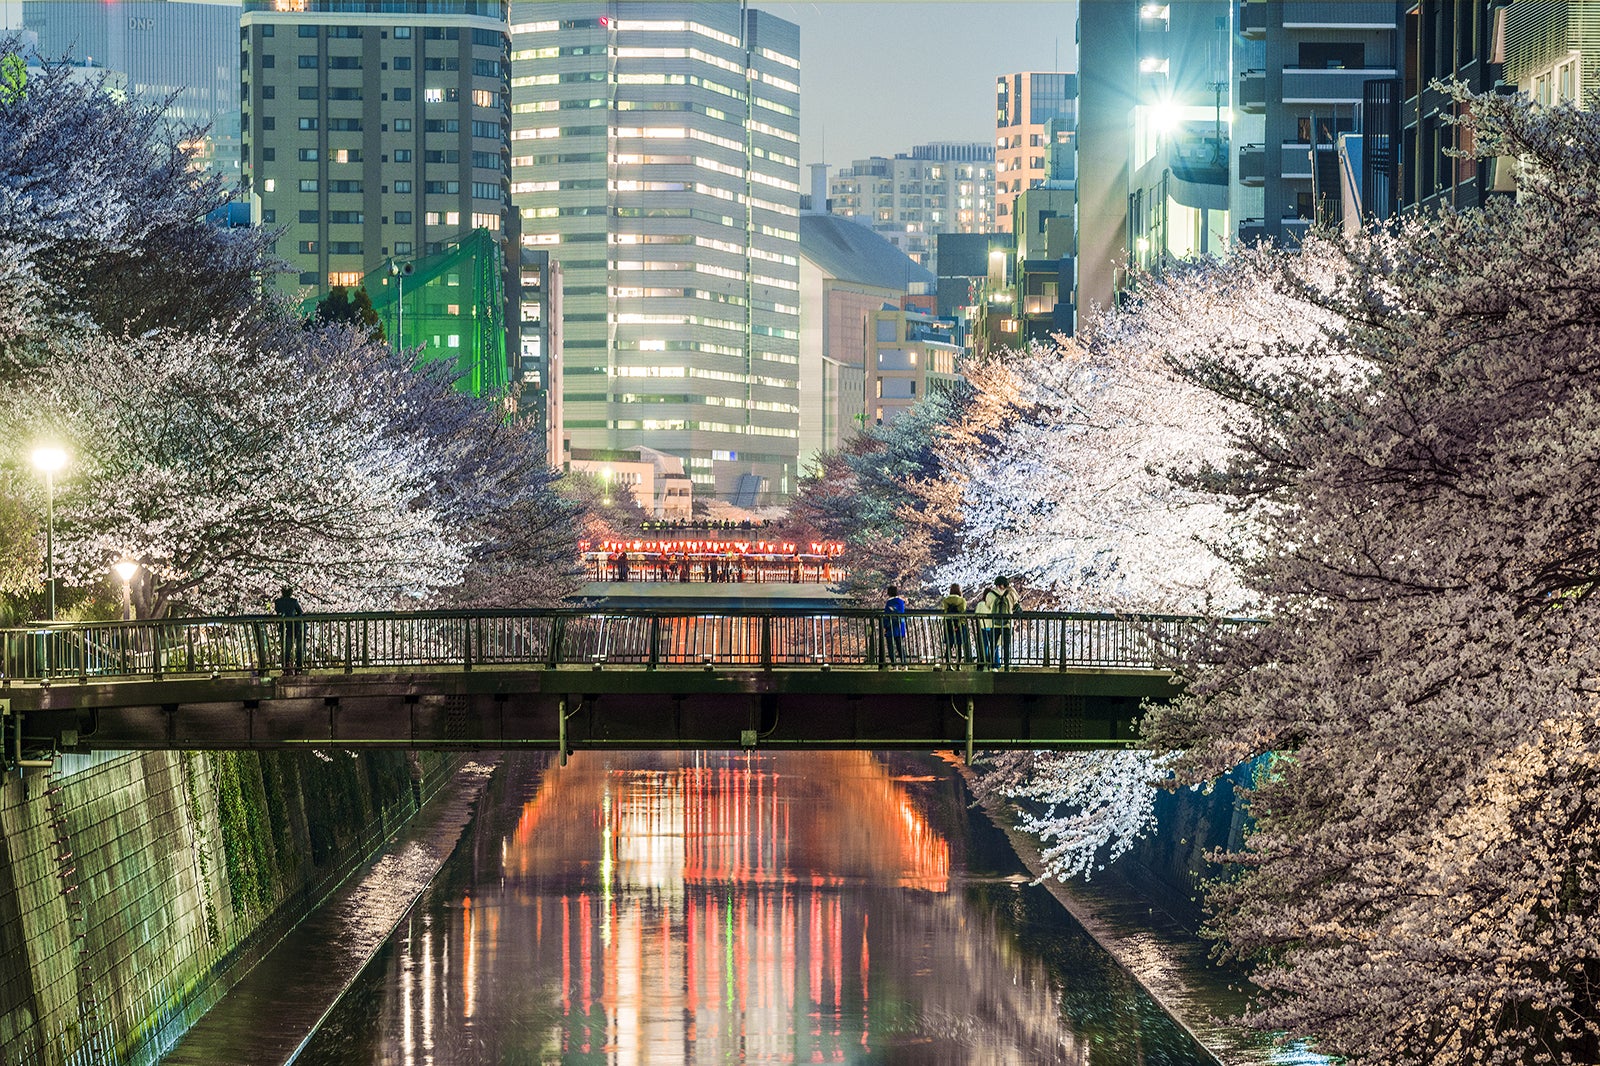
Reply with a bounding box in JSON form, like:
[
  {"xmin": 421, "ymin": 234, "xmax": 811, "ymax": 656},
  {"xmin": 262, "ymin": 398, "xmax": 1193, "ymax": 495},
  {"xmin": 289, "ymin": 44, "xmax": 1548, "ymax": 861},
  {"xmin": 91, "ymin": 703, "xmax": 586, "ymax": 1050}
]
[
  {"xmin": 472, "ymin": 89, "xmax": 496, "ymax": 108},
  {"xmin": 298, "ymin": 179, "xmax": 318, "ymax": 191},
  {"xmin": 298, "ymin": 84, "xmax": 318, "ymax": 100},
  {"xmin": 298, "ymin": 24, "xmax": 318, "ymax": 37},
  {"xmin": 395, "ymin": 241, "xmax": 412, "ymax": 253},
  {"xmin": 298, "ymin": 117, "xmax": 318, "ymax": 130},
  {"xmin": 262, "ymin": 147, "xmax": 275, "ymax": 161},
  {"xmin": 262, "ymin": 85, "xmax": 276, "ymax": 99},
  {"xmin": 394, "ymin": 180, "xmax": 412, "ymax": 193},
  {"xmin": 394, "ymin": 87, "xmax": 412, "ymax": 101},
  {"xmin": 394, "ymin": 118, "xmax": 412, "ymax": 132},
  {"xmin": 328, "ymin": 55, "xmax": 361, "ymax": 70},
  {"xmin": 298, "ymin": 55, "xmax": 317, "ymax": 69},
  {"xmin": 298, "ymin": 148, "xmax": 318, "ymax": 161},
  {"xmin": 395, "ymin": 210, "xmax": 412, "ymax": 223},
  {"xmin": 394, "ymin": 149, "xmax": 412, "ymax": 162},
  {"xmin": 298, "ymin": 240, "xmax": 317, "ymax": 253},
  {"xmin": 394, "ymin": 56, "xmax": 411, "ymax": 70},
  {"xmin": 329, "ymin": 271, "xmax": 361, "ymax": 286},
  {"xmin": 394, "ymin": 26, "xmax": 412, "ymax": 39},
  {"xmin": 299, "ymin": 209, "xmax": 320, "ymax": 222},
  {"xmin": 262, "ymin": 116, "xmax": 275, "ymax": 129},
  {"xmin": 260, "ymin": 209, "xmax": 276, "ymax": 223},
  {"xmin": 261, "ymin": 54, "xmax": 274, "ymax": 68}
]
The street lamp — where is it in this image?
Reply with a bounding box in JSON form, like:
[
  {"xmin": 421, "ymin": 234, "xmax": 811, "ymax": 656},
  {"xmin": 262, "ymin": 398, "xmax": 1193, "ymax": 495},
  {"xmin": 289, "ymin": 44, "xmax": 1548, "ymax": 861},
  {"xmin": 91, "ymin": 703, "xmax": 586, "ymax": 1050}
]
[
  {"xmin": 113, "ymin": 560, "xmax": 139, "ymax": 621},
  {"xmin": 389, "ymin": 259, "xmax": 414, "ymax": 352},
  {"xmin": 30, "ymin": 445, "xmax": 67, "ymax": 620},
  {"xmin": 600, "ymin": 466, "xmax": 613, "ymax": 506}
]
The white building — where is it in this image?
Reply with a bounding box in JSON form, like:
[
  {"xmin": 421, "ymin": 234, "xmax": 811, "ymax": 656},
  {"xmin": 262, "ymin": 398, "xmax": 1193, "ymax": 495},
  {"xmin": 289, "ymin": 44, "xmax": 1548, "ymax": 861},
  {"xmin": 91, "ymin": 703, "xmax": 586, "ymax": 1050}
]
[
  {"xmin": 509, "ymin": 2, "xmax": 802, "ymax": 509},
  {"xmin": 827, "ymin": 142, "xmax": 995, "ymax": 276}
]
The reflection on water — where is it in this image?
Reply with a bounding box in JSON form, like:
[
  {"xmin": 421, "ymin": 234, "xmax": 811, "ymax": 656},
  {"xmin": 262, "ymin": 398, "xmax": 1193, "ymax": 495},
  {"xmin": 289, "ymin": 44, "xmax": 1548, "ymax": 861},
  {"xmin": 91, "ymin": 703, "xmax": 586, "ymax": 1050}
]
[{"xmin": 299, "ymin": 752, "xmax": 1212, "ymax": 1065}]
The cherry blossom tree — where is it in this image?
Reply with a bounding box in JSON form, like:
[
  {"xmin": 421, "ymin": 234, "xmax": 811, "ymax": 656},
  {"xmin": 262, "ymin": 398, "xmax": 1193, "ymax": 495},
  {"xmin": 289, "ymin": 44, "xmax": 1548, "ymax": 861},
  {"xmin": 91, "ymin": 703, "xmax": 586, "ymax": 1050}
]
[
  {"xmin": 0, "ymin": 39, "xmax": 276, "ymax": 359},
  {"xmin": 1136, "ymin": 90, "xmax": 1600, "ymax": 1064}
]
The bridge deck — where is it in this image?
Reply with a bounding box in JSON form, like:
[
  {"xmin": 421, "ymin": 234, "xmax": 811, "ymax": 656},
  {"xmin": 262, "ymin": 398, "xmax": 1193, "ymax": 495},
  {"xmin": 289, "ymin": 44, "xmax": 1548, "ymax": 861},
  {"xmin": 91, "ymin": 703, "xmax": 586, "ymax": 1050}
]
[{"xmin": 0, "ymin": 609, "xmax": 1200, "ymax": 759}]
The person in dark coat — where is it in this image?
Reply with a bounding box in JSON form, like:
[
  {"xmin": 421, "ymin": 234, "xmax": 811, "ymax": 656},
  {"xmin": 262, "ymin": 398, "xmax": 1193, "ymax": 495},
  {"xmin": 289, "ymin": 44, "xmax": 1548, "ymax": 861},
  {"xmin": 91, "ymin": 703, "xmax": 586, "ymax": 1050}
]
[{"xmin": 273, "ymin": 585, "xmax": 305, "ymax": 672}]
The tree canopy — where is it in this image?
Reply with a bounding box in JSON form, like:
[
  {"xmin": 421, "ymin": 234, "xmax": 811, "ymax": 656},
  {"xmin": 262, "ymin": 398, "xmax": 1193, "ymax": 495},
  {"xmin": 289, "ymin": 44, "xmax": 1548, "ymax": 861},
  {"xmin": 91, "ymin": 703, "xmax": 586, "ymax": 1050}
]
[{"xmin": 0, "ymin": 43, "xmax": 578, "ymax": 617}]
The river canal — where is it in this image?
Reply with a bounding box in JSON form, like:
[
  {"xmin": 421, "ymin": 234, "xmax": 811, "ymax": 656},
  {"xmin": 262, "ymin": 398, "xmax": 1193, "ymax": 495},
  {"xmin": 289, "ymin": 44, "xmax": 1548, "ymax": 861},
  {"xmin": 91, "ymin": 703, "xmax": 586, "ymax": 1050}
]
[{"xmin": 295, "ymin": 751, "xmax": 1217, "ymax": 1065}]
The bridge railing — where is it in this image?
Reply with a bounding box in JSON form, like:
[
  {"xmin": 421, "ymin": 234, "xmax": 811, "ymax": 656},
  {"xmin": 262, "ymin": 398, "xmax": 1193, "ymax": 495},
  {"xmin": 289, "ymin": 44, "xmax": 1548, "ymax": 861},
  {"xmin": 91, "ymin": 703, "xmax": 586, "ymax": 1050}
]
[{"xmin": 0, "ymin": 609, "xmax": 1213, "ymax": 682}]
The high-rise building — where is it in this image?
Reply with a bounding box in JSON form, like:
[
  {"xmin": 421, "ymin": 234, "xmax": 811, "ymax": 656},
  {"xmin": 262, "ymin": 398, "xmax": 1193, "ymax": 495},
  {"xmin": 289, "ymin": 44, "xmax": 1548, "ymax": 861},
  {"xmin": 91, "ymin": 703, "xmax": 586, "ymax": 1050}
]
[
  {"xmin": 994, "ymin": 71, "xmax": 1076, "ymax": 232},
  {"xmin": 516, "ymin": 247, "xmax": 565, "ymax": 467},
  {"xmin": 241, "ymin": 0, "xmax": 511, "ymax": 302},
  {"xmin": 508, "ymin": 2, "xmax": 801, "ymax": 507},
  {"xmin": 826, "ymin": 142, "xmax": 995, "ymax": 273},
  {"xmin": 13, "ymin": 0, "xmax": 243, "ymax": 178}
]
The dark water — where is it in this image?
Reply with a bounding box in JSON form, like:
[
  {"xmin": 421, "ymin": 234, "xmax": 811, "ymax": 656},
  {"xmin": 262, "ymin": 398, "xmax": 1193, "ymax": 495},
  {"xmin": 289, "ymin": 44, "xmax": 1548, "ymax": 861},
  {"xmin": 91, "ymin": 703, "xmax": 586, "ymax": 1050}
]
[{"xmin": 296, "ymin": 751, "xmax": 1215, "ymax": 1065}]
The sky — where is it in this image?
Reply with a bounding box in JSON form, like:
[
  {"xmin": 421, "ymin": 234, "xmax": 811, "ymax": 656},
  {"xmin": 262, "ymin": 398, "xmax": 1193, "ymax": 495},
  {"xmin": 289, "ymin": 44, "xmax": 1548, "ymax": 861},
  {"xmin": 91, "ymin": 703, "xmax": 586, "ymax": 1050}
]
[{"xmin": 754, "ymin": 3, "xmax": 1073, "ymax": 174}]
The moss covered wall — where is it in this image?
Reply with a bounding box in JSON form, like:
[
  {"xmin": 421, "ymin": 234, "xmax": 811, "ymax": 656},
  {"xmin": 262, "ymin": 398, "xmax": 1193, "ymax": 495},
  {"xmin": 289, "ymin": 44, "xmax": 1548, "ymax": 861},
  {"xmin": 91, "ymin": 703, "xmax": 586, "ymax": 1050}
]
[{"xmin": 0, "ymin": 748, "xmax": 458, "ymax": 1066}]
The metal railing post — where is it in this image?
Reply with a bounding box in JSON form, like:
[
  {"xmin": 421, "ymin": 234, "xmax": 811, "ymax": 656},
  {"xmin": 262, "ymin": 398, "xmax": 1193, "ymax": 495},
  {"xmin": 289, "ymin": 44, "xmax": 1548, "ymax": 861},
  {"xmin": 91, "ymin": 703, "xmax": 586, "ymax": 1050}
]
[
  {"xmin": 760, "ymin": 614, "xmax": 772, "ymax": 671},
  {"xmin": 647, "ymin": 616, "xmax": 661, "ymax": 670},
  {"xmin": 463, "ymin": 618, "xmax": 473, "ymax": 672}
]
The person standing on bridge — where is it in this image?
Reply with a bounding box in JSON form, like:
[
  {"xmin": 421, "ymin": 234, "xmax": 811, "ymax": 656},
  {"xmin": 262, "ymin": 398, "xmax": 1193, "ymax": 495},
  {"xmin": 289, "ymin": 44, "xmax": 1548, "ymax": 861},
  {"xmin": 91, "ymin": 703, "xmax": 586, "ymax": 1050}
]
[
  {"xmin": 882, "ymin": 585, "xmax": 909, "ymax": 668},
  {"xmin": 940, "ymin": 583, "xmax": 971, "ymax": 667},
  {"xmin": 273, "ymin": 585, "xmax": 305, "ymax": 672},
  {"xmin": 979, "ymin": 576, "xmax": 1021, "ymax": 670}
]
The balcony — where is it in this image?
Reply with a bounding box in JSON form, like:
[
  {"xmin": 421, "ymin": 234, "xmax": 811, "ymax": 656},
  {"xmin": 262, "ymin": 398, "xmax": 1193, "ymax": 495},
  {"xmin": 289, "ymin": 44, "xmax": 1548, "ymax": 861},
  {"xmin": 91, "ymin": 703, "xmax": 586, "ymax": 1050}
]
[
  {"xmin": 1237, "ymin": 219, "xmax": 1267, "ymax": 246},
  {"xmin": 1240, "ymin": 0, "xmax": 1268, "ymax": 38},
  {"xmin": 1239, "ymin": 69, "xmax": 1265, "ymax": 113},
  {"xmin": 1238, "ymin": 144, "xmax": 1264, "ymax": 186},
  {"xmin": 1281, "ymin": 2, "xmax": 1397, "ymax": 29},
  {"xmin": 1280, "ymin": 142, "xmax": 1313, "ymax": 178},
  {"xmin": 1281, "ymin": 67, "xmax": 1397, "ymax": 104}
]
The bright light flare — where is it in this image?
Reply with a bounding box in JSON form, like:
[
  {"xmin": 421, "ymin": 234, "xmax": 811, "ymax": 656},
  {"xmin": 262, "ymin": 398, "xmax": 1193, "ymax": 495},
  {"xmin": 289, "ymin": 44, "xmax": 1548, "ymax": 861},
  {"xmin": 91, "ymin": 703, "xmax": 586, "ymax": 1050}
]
[{"xmin": 30, "ymin": 445, "xmax": 67, "ymax": 475}]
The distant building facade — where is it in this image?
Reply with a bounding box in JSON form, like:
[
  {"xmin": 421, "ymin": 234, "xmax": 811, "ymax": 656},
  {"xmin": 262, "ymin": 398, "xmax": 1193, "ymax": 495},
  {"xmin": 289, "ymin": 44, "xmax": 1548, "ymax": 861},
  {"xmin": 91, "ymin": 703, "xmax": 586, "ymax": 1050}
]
[
  {"xmin": 827, "ymin": 142, "xmax": 995, "ymax": 273},
  {"xmin": 16, "ymin": 0, "xmax": 243, "ymax": 178},
  {"xmin": 994, "ymin": 71, "xmax": 1076, "ymax": 233},
  {"xmin": 508, "ymin": 2, "xmax": 802, "ymax": 508},
  {"xmin": 798, "ymin": 214, "xmax": 934, "ymax": 462},
  {"xmin": 568, "ymin": 445, "xmax": 693, "ymax": 519},
  {"xmin": 516, "ymin": 247, "xmax": 564, "ymax": 468},
  {"xmin": 865, "ymin": 308, "xmax": 961, "ymax": 426}
]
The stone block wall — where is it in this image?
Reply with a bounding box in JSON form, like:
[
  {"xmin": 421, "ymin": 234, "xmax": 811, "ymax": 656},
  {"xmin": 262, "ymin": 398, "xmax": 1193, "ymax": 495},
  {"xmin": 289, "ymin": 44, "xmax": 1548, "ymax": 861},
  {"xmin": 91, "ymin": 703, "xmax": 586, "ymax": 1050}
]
[{"xmin": 0, "ymin": 748, "xmax": 459, "ymax": 1066}]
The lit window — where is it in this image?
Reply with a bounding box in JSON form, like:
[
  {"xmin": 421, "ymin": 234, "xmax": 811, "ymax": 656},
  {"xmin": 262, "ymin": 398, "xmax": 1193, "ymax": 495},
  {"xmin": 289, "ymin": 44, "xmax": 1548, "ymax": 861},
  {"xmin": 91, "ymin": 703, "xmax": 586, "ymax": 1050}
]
[{"xmin": 424, "ymin": 88, "xmax": 444, "ymax": 103}]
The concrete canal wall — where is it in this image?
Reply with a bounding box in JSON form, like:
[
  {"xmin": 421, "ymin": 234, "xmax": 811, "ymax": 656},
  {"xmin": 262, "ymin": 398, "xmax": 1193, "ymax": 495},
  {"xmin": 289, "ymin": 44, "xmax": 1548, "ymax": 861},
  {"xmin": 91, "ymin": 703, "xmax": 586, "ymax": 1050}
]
[{"xmin": 0, "ymin": 747, "xmax": 461, "ymax": 1066}]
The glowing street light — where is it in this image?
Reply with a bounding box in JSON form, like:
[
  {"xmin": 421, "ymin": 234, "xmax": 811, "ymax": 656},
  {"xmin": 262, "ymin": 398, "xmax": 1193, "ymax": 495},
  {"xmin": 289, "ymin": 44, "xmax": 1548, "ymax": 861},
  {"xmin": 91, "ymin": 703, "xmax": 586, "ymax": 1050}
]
[
  {"xmin": 113, "ymin": 560, "xmax": 139, "ymax": 621},
  {"xmin": 30, "ymin": 445, "xmax": 68, "ymax": 620}
]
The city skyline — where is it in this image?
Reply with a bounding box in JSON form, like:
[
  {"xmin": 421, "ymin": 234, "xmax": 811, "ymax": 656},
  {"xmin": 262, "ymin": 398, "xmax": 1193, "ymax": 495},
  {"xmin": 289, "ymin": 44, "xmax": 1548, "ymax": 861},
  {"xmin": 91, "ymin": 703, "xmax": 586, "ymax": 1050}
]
[{"xmin": 758, "ymin": 2, "xmax": 1071, "ymax": 170}]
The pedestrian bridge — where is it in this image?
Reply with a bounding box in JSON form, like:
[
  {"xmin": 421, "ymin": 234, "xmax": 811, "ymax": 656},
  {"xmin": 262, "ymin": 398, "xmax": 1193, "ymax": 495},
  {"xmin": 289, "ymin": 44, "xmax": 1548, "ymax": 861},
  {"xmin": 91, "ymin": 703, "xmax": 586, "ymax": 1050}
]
[{"xmin": 0, "ymin": 609, "xmax": 1207, "ymax": 765}]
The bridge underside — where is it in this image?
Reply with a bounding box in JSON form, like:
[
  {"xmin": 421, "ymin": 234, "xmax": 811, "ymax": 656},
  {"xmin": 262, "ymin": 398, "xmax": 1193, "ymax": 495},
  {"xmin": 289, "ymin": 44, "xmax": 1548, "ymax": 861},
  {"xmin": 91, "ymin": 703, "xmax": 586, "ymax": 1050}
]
[{"xmin": 8, "ymin": 666, "xmax": 1172, "ymax": 755}]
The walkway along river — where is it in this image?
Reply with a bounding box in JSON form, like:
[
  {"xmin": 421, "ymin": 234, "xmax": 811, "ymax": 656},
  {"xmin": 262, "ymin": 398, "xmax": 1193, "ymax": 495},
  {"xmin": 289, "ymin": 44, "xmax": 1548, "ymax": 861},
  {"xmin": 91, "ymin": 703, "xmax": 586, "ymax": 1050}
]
[{"xmin": 291, "ymin": 751, "xmax": 1222, "ymax": 1065}]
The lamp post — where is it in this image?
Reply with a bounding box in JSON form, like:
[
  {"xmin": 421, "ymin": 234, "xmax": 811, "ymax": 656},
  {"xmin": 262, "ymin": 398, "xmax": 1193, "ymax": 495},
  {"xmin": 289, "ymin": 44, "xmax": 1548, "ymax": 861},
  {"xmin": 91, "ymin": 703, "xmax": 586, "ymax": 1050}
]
[
  {"xmin": 30, "ymin": 446, "xmax": 67, "ymax": 620},
  {"xmin": 389, "ymin": 259, "xmax": 414, "ymax": 352},
  {"xmin": 113, "ymin": 560, "xmax": 138, "ymax": 621}
]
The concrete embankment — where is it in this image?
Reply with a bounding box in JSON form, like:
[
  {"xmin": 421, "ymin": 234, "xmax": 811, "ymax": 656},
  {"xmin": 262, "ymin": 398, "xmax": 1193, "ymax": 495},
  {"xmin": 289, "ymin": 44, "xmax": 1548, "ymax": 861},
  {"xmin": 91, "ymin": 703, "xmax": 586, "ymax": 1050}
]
[{"xmin": 0, "ymin": 747, "xmax": 471, "ymax": 1066}]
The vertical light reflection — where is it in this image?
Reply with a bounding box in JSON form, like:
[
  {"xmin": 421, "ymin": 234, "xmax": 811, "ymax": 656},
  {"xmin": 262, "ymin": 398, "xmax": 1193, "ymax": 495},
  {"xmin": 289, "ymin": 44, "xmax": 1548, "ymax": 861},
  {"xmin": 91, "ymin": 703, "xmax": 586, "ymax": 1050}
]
[
  {"xmin": 401, "ymin": 914, "xmax": 415, "ymax": 1066},
  {"xmin": 462, "ymin": 895, "xmax": 475, "ymax": 1019},
  {"xmin": 420, "ymin": 921, "xmax": 433, "ymax": 1064},
  {"xmin": 471, "ymin": 753, "xmax": 973, "ymax": 1064}
]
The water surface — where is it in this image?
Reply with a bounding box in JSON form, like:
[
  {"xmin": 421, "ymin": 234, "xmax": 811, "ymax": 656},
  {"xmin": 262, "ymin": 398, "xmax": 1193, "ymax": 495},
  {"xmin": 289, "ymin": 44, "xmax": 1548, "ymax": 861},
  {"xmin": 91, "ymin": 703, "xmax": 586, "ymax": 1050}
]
[{"xmin": 298, "ymin": 751, "xmax": 1214, "ymax": 1065}]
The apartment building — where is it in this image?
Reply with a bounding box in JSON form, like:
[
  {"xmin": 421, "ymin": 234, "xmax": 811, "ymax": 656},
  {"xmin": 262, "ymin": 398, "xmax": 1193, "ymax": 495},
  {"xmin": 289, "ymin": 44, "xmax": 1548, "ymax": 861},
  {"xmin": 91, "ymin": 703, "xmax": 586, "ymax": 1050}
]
[
  {"xmin": 1235, "ymin": 0, "xmax": 1399, "ymax": 243},
  {"xmin": 508, "ymin": 2, "xmax": 802, "ymax": 508},
  {"xmin": 827, "ymin": 142, "xmax": 995, "ymax": 273},
  {"xmin": 866, "ymin": 308, "xmax": 962, "ymax": 426},
  {"xmin": 994, "ymin": 71, "xmax": 1076, "ymax": 232},
  {"xmin": 241, "ymin": 0, "xmax": 512, "ymax": 300}
]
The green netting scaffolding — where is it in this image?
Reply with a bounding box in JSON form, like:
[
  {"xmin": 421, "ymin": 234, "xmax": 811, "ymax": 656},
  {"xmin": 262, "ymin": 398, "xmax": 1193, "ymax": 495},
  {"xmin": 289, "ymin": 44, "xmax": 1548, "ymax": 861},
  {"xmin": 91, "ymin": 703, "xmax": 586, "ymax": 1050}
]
[{"xmin": 307, "ymin": 228, "xmax": 509, "ymax": 398}]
